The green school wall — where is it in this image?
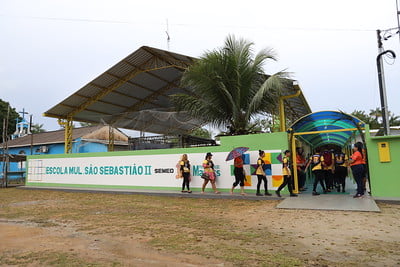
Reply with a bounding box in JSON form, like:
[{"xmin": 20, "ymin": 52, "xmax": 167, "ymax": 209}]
[
  {"xmin": 26, "ymin": 132, "xmax": 289, "ymax": 191},
  {"xmin": 366, "ymin": 129, "xmax": 400, "ymax": 198},
  {"xmin": 27, "ymin": 132, "xmax": 289, "ymax": 161}
]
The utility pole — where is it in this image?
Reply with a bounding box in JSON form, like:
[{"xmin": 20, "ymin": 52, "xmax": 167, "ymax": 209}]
[
  {"xmin": 376, "ymin": 30, "xmax": 393, "ymax": 136},
  {"xmin": 30, "ymin": 115, "xmax": 33, "ymax": 155},
  {"xmin": 396, "ymin": 0, "xmax": 400, "ymax": 46}
]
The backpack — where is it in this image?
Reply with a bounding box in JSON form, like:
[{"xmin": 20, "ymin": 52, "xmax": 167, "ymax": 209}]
[{"xmin": 322, "ymin": 151, "xmax": 333, "ymax": 166}]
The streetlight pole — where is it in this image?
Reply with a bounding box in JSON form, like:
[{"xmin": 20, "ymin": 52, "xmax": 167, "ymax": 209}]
[{"xmin": 376, "ymin": 30, "xmax": 396, "ymax": 136}]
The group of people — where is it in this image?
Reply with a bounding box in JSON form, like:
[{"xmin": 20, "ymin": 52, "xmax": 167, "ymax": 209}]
[
  {"xmin": 177, "ymin": 152, "xmax": 220, "ymax": 194},
  {"xmin": 176, "ymin": 150, "xmax": 286, "ymax": 196},
  {"xmin": 177, "ymin": 143, "xmax": 367, "ymax": 198},
  {"xmin": 302, "ymin": 142, "xmax": 367, "ymax": 198}
]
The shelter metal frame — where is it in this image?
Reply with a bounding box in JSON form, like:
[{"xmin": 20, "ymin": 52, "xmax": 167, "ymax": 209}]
[{"xmin": 290, "ymin": 127, "xmax": 365, "ymax": 194}]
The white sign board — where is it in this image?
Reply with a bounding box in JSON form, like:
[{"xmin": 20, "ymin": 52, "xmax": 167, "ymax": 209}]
[{"xmin": 27, "ymin": 150, "xmax": 284, "ymax": 190}]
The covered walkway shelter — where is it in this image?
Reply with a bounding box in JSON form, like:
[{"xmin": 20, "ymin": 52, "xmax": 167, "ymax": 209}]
[
  {"xmin": 287, "ymin": 110, "xmax": 366, "ymax": 192},
  {"xmin": 43, "ymin": 46, "xmax": 311, "ymax": 153}
]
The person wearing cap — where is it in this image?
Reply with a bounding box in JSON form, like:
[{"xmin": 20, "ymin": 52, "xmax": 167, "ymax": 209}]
[
  {"xmin": 201, "ymin": 152, "xmax": 220, "ymax": 194},
  {"xmin": 276, "ymin": 150, "xmax": 297, "ymax": 197}
]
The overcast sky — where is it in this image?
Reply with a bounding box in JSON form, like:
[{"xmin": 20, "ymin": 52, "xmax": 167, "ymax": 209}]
[{"xmin": 1, "ymin": 0, "xmax": 400, "ymax": 133}]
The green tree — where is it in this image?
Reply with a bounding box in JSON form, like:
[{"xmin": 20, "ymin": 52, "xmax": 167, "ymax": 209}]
[
  {"xmin": 389, "ymin": 114, "xmax": 400, "ymax": 126},
  {"xmin": 351, "ymin": 110, "xmax": 378, "ymax": 128},
  {"xmin": 189, "ymin": 127, "xmax": 212, "ymax": 139},
  {"xmin": 30, "ymin": 123, "xmax": 46, "ymax": 133},
  {"xmin": 351, "ymin": 108, "xmax": 400, "ymax": 129},
  {"xmin": 171, "ymin": 35, "xmax": 290, "ymax": 135},
  {"xmin": 0, "ymin": 99, "xmax": 22, "ymax": 141}
]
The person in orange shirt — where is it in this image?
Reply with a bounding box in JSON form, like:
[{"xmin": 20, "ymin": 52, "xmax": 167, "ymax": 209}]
[
  {"xmin": 349, "ymin": 142, "xmax": 365, "ymax": 198},
  {"xmin": 230, "ymin": 155, "xmax": 246, "ymax": 195}
]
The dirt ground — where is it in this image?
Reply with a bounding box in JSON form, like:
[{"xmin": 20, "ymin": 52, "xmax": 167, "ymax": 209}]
[{"xmin": 1, "ymin": 188, "xmax": 400, "ymax": 266}]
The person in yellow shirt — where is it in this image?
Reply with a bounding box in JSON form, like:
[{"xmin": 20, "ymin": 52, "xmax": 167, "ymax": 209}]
[
  {"xmin": 201, "ymin": 152, "xmax": 220, "ymax": 194},
  {"xmin": 276, "ymin": 150, "xmax": 297, "ymax": 197},
  {"xmin": 179, "ymin": 154, "xmax": 192, "ymax": 193},
  {"xmin": 334, "ymin": 150, "xmax": 348, "ymax": 193},
  {"xmin": 256, "ymin": 150, "xmax": 272, "ymax": 196},
  {"xmin": 305, "ymin": 148, "xmax": 327, "ymax": 196}
]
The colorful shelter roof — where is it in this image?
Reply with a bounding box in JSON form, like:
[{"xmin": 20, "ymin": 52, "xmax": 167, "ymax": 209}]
[{"xmin": 289, "ymin": 110, "xmax": 365, "ymax": 148}]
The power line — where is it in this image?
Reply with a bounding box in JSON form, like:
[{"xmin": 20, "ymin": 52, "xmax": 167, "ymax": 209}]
[{"xmin": 0, "ymin": 13, "xmax": 377, "ymax": 33}]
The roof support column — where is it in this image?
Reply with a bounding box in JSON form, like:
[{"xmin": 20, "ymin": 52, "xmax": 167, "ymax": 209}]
[
  {"xmin": 279, "ymin": 88, "xmax": 301, "ymax": 132},
  {"xmin": 58, "ymin": 117, "xmax": 73, "ymax": 153},
  {"xmin": 289, "ymin": 129, "xmax": 299, "ymax": 194}
]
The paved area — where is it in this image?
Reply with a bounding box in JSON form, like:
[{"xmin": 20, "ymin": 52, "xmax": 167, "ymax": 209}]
[
  {"xmin": 21, "ymin": 185, "xmax": 382, "ymax": 212},
  {"xmin": 20, "ymin": 186, "xmax": 282, "ymax": 201},
  {"xmin": 276, "ymin": 191, "xmax": 381, "ymax": 212}
]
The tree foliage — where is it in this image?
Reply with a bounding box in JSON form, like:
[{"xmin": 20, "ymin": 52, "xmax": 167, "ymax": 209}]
[
  {"xmin": 351, "ymin": 108, "xmax": 400, "ymax": 129},
  {"xmin": 171, "ymin": 35, "xmax": 290, "ymax": 135},
  {"xmin": 189, "ymin": 127, "xmax": 212, "ymax": 139},
  {"xmin": 0, "ymin": 99, "xmax": 22, "ymax": 141},
  {"xmin": 31, "ymin": 123, "xmax": 46, "ymax": 133}
]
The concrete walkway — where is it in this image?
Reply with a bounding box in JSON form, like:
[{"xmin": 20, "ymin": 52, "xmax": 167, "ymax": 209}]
[
  {"xmin": 20, "ymin": 186, "xmax": 282, "ymax": 201},
  {"xmin": 20, "ymin": 185, "xmax": 382, "ymax": 212},
  {"xmin": 276, "ymin": 191, "xmax": 381, "ymax": 212}
]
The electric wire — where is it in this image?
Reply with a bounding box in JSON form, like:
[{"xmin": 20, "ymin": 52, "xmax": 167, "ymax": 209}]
[{"xmin": 0, "ymin": 13, "xmax": 377, "ymax": 33}]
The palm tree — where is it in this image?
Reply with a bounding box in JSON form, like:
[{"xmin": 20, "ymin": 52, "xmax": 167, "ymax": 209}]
[
  {"xmin": 30, "ymin": 123, "xmax": 46, "ymax": 133},
  {"xmin": 171, "ymin": 35, "xmax": 290, "ymax": 135},
  {"xmin": 389, "ymin": 114, "xmax": 400, "ymax": 126}
]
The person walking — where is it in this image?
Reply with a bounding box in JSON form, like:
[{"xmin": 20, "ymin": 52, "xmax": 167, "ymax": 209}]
[
  {"xmin": 322, "ymin": 148, "xmax": 334, "ymax": 192},
  {"xmin": 256, "ymin": 150, "xmax": 272, "ymax": 196},
  {"xmin": 230, "ymin": 155, "xmax": 246, "ymax": 195},
  {"xmin": 334, "ymin": 149, "xmax": 348, "ymax": 192},
  {"xmin": 276, "ymin": 150, "xmax": 297, "ymax": 197},
  {"xmin": 349, "ymin": 142, "xmax": 365, "ymax": 198},
  {"xmin": 296, "ymin": 147, "xmax": 307, "ymax": 191},
  {"xmin": 201, "ymin": 152, "xmax": 220, "ymax": 194},
  {"xmin": 305, "ymin": 148, "xmax": 327, "ymax": 196},
  {"xmin": 179, "ymin": 154, "xmax": 192, "ymax": 193}
]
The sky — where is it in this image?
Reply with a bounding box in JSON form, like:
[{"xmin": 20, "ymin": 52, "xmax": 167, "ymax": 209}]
[{"xmin": 1, "ymin": 0, "xmax": 400, "ymax": 134}]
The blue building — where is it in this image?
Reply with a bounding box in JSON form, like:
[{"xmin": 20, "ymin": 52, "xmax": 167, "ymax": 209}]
[{"xmin": 0, "ymin": 125, "xmax": 128, "ymax": 184}]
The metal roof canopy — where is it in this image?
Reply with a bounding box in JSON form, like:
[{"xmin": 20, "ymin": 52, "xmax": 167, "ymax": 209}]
[
  {"xmin": 44, "ymin": 46, "xmax": 311, "ymax": 135},
  {"xmin": 289, "ymin": 110, "xmax": 365, "ymax": 148}
]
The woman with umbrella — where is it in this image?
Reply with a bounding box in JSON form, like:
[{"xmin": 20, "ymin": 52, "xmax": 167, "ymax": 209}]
[
  {"xmin": 226, "ymin": 147, "xmax": 249, "ymax": 195},
  {"xmin": 201, "ymin": 152, "xmax": 220, "ymax": 194},
  {"xmin": 230, "ymin": 154, "xmax": 247, "ymax": 195}
]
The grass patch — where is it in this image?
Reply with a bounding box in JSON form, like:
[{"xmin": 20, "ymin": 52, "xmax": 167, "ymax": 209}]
[{"xmin": 0, "ymin": 188, "xmax": 311, "ymax": 266}]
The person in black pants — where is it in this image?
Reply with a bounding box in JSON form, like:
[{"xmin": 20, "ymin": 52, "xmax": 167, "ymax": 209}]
[
  {"xmin": 276, "ymin": 150, "xmax": 297, "ymax": 197},
  {"xmin": 255, "ymin": 150, "xmax": 272, "ymax": 196},
  {"xmin": 349, "ymin": 142, "xmax": 365, "ymax": 198},
  {"xmin": 179, "ymin": 154, "xmax": 191, "ymax": 193},
  {"xmin": 305, "ymin": 148, "xmax": 327, "ymax": 196},
  {"xmin": 334, "ymin": 150, "xmax": 348, "ymax": 192},
  {"xmin": 230, "ymin": 155, "xmax": 246, "ymax": 195}
]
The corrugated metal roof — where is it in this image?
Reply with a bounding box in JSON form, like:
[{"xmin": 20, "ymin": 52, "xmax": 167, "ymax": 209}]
[
  {"xmin": 44, "ymin": 46, "xmax": 311, "ymax": 134},
  {"xmin": 2, "ymin": 126, "xmax": 127, "ymax": 148}
]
